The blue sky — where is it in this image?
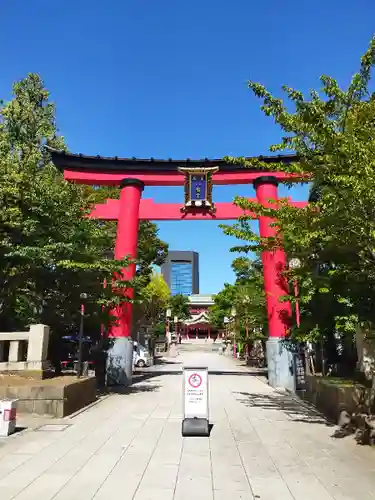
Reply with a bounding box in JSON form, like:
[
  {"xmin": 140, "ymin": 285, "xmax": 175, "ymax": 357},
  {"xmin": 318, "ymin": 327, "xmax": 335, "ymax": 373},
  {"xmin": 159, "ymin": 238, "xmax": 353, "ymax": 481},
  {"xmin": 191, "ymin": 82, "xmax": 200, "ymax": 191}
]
[{"xmin": 2, "ymin": 1, "xmax": 374, "ymax": 294}]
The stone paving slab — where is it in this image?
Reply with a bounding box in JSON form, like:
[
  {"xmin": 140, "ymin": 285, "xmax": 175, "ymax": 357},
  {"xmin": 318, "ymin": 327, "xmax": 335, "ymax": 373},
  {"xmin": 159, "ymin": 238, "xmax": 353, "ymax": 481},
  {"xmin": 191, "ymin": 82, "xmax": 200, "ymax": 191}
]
[{"xmin": 0, "ymin": 351, "xmax": 374, "ymax": 499}]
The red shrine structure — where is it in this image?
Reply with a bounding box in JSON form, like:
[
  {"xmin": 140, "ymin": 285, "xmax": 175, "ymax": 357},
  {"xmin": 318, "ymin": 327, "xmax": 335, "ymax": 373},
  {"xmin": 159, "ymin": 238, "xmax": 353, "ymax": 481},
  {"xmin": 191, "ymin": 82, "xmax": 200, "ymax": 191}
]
[
  {"xmin": 183, "ymin": 295, "xmax": 215, "ymax": 340},
  {"xmin": 49, "ymin": 150, "xmax": 307, "ymax": 389}
]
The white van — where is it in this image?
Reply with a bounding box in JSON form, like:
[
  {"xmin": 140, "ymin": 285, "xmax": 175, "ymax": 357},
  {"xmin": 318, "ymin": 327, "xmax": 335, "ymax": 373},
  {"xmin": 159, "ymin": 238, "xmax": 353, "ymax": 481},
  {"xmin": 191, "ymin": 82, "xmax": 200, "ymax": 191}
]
[{"xmin": 133, "ymin": 342, "xmax": 152, "ymax": 368}]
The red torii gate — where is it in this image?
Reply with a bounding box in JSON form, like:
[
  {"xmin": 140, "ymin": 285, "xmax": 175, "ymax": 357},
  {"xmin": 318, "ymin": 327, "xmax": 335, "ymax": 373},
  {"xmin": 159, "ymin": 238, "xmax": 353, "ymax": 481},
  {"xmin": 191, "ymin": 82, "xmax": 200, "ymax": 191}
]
[{"xmin": 50, "ymin": 150, "xmax": 307, "ymax": 388}]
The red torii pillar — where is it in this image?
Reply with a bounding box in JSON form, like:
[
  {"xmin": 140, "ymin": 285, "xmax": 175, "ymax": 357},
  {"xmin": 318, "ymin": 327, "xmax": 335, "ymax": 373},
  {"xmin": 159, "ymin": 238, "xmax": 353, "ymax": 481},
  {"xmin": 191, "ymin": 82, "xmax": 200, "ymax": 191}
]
[
  {"xmin": 254, "ymin": 176, "xmax": 293, "ymax": 389},
  {"xmin": 106, "ymin": 178, "xmax": 144, "ymax": 386}
]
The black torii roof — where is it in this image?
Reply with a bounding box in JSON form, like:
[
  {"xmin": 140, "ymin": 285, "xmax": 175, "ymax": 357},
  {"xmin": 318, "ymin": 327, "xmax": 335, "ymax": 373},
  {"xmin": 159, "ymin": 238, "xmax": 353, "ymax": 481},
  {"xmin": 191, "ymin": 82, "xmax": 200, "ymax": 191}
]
[{"xmin": 47, "ymin": 148, "xmax": 298, "ymax": 173}]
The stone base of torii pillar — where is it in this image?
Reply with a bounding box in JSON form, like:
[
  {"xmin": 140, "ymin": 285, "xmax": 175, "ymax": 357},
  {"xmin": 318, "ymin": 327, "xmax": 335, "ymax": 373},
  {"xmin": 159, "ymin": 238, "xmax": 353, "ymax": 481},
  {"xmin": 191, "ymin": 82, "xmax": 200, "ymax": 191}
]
[
  {"xmin": 266, "ymin": 338, "xmax": 294, "ymax": 391},
  {"xmin": 106, "ymin": 337, "xmax": 134, "ymax": 387}
]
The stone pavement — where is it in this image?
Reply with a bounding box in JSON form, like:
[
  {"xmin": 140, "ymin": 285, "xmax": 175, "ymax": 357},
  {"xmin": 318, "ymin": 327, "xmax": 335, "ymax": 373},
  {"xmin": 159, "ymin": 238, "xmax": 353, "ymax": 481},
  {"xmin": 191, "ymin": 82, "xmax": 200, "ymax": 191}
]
[
  {"xmin": 0, "ymin": 350, "xmax": 375, "ymax": 499},
  {"xmin": 149, "ymin": 348, "xmax": 255, "ymax": 373}
]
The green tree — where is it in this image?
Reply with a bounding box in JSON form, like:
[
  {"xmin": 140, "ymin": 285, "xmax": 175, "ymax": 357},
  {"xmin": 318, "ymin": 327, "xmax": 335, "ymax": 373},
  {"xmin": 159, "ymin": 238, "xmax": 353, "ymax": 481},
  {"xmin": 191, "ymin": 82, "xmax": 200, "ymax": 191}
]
[
  {"xmin": 209, "ymin": 283, "xmax": 236, "ymax": 329},
  {"xmin": 133, "ymin": 272, "xmax": 170, "ymax": 332},
  {"xmin": 0, "ymin": 74, "xmax": 120, "ymax": 334},
  {"xmin": 231, "ymin": 257, "xmax": 267, "ymax": 337},
  {"xmin": 137, "ymin": 221, "xmax": 168, "ymax": 277},
  {"xmin": 221, "ymin": 37, "xmax": 375, "ymax": 369},
  {"xmin": 0, "ymin": 73, "xmax": 167, "ymax": 345},
  {"xmin": 169, "ymin": 294, "xmax": 191, "ymax": 323},
  {"xmin": 209, "ymin": 257, "xmax": 266, "ymax": 343}
]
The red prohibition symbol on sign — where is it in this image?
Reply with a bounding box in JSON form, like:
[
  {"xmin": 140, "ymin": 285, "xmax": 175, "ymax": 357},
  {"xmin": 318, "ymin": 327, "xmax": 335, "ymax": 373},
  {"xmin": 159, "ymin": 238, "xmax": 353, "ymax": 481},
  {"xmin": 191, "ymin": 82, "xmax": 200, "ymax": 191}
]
[{"xmin": 188, "ymin": 373, "xmax": 202, "ymax": 388}]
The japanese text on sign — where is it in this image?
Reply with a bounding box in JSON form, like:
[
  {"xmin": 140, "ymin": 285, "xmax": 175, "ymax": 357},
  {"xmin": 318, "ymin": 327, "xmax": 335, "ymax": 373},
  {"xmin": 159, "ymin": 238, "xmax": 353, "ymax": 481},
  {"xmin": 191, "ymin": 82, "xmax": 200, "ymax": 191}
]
[
  {"xmin": 190, "ymin": 175, "xmax": 207, "ymax": 201},
  {"xmin": 183, "ymin": 367, "xmax": 208, "ymax": 419}
]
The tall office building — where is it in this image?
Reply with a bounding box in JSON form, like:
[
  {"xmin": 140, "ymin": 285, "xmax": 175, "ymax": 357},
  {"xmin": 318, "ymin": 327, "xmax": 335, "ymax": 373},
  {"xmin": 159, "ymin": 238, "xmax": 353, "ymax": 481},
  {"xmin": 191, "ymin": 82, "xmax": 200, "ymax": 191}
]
[{"xmin": 161, "ymin": 251, "xmax": 199, "ymax": 296}]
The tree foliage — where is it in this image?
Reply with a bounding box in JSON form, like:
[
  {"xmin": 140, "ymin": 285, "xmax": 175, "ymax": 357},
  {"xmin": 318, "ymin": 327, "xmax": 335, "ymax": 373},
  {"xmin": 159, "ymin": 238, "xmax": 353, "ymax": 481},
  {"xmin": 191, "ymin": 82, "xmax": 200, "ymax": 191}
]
[
  {"xmin": 209, "ymin": 283, "xmax": 236, "ymax": 329},
  {"xmin": 221, "ymin": 36, "xmax": 375, "ymax": 360},
  {"xmin": 0, "ymin": 73, "xmax": 168, "ymax": 341},
  {"xmin": 133, "ymin": 272, "xmax": 170, "ymax": 331},
  {"xmin": 209, "ymin": 257, "xmax": 266, "ymax": 342},
  {"xmin": 169, "ymin": 294, "xmax": 191, "ymax": 322}
]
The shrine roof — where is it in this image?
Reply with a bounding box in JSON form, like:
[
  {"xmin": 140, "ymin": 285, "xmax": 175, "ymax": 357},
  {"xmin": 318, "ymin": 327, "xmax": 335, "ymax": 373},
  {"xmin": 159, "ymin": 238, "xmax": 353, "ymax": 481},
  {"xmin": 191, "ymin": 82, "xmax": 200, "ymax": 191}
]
[
  {"xmin": 183, "ymin": 311, "xmax": 211, "ymax": 326},
  {"xmin": 188, "ymin": 294, "xmax": 214, "ymax": 306},
  {"xmin": 48, "ymin": 148, "xmax": 298, "ymax": 173}
]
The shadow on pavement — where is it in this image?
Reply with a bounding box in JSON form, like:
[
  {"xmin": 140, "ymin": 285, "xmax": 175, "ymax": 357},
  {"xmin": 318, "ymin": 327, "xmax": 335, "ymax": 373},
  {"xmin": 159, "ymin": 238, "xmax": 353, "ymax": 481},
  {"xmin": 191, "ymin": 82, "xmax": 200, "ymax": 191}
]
[
  {"xmin": 154, "ymin": 358, "xmax": 182, "ymax": 366},
  {"xmin": 133, "ymin": 369, "xmax": 265, "ymax": 378},
  {"xmin": 133, "ymin": 368, "xmax": 266, "ymax": 378},
  {"xmin": 134, "ymin": 370, "xmax": 182, "ymax": 378},
  {"xmin": 107, "ymin": 382, "xmax": 161, "ymax": 394},
  {"xmin": 209, "ymin": 369, "xmax": 267, "ymax": 377},
  {"xmin": 234, "ymin": 391, "xmax": 334, "ymax": 426}
]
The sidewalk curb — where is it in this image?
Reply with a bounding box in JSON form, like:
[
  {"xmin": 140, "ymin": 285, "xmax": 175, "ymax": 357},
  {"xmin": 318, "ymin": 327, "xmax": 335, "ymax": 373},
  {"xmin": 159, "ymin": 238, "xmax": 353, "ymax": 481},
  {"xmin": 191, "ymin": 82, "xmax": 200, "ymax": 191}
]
[{"xmin": 64, "ymin": 394, "xmax": 111, "ymax": 420}]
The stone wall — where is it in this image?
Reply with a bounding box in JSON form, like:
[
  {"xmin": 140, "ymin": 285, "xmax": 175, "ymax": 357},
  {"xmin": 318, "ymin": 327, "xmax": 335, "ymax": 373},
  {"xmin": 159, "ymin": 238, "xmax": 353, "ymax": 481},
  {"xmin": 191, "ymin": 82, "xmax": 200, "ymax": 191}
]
[
  {"xmin": 303, "ymin": 375, "xmax": 373, "ymax": 422},
  {"xmin": 0, "ymin": 376, "xmax": 97, "ymax": 417}
]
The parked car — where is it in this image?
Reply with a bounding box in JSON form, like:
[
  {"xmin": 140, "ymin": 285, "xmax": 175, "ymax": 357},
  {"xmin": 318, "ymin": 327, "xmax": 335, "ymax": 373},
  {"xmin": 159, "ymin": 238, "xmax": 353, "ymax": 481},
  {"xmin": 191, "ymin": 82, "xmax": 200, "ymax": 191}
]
[{"xmin": 133, "ymin": 342, "xmax": 152, "ymax": 368}]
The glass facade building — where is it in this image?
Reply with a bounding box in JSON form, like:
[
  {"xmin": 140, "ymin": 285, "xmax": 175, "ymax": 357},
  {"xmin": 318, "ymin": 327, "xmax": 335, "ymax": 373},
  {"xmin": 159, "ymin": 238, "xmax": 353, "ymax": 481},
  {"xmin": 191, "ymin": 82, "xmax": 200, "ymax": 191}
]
[
  {"xmin": 161, "ymin": 251, "xmax": 199, "ymax": 296},
  {"xmin": 171, "ymin": 262, "xmax": 193, "ymax": 296}
]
